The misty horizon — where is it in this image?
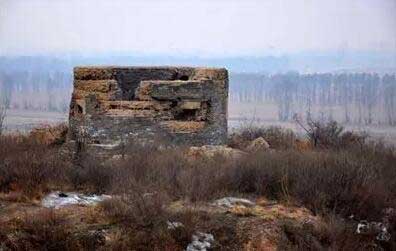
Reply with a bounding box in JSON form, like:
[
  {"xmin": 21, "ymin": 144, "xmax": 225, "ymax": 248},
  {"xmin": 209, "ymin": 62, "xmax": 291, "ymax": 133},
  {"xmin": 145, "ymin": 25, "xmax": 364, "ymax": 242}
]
[
  {"xmin": 1, "ymin": 0, "xmax": 396, "ymax": 128},
  {"xmin": 1, "ymin": 0, "xmax": 395, "ymax": 57}
]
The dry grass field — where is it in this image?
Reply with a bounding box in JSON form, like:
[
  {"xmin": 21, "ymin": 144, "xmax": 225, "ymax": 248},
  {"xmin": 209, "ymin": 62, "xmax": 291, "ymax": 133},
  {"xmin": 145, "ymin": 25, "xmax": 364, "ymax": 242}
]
[{"xmin": 1, "ymin": 120, "xmax": 396, "ymax": 250}]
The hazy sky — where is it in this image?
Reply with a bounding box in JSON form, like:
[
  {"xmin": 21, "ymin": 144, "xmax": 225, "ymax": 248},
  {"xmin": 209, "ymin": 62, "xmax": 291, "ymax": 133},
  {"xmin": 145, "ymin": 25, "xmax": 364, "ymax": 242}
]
[{"xmin": 0, "ymin": 0, "xmax": 395, "ymax": 56}]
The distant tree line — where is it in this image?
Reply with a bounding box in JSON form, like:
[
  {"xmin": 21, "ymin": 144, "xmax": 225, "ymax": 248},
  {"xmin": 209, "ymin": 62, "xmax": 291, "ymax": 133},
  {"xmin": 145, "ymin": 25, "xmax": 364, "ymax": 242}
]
[
  {"xmin": 0, "ymin": 71, "xmax": 72, "ymax": 112},
  {"xmin": 230, "ymin": 72, "xmax": 396, "ymax": 125},
  {"xmin": 0, "ymin": 70, "xmax": 395, "ymax": 125}
]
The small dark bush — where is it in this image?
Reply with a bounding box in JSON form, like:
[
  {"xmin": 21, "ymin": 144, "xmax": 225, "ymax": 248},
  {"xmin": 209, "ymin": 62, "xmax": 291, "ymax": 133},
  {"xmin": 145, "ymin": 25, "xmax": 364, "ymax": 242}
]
[
  {"xmin": 68, "ymin": 156, "xmax": 114, "ymax": 194},
  {"xmin": 295, "ymin": 118, "xmax": 368, "ymax": 149},
  {"xmin": 101, "ymin": 189, "xmax": 170, "ymax": 228},
  {"xmin": 279, "ymin": 215, "xmax": 368, "ymax": 250},
  {"xmin": 101, "ymin": 190, "xmax": 193, "ymax": 251},
  {"xmin": 29, "ymin": 123, "xmax": 68, "ymax": 146},
  {"xmin": 0, "ymin": 134, "xmax": 71, "ymax": 197},
  {"xmin": 0, "ymin": 209, "xmax": 86, "ymax": 250}
]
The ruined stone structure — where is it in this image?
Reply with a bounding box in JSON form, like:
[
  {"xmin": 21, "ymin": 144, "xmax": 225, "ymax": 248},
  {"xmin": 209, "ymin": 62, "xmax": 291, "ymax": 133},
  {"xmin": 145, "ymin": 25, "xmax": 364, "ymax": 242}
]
[{"xmin": 68, "ymin": 66, "xmax": 228, "ymax": 155}]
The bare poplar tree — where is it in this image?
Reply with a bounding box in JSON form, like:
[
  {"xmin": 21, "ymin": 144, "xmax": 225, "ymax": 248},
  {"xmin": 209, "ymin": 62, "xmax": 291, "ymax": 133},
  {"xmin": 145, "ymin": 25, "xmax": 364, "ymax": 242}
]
[
  {"xmin": 0, "ymin": 76, "xmax": 12, "ymax": 135},
  {"xmin": 0, "ymin": 93, "xmax": 10, "ymax": 135}
]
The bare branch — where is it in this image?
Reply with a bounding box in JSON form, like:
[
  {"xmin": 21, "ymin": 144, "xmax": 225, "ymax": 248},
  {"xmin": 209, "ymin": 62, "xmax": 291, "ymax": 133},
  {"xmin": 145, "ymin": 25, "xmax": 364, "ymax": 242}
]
[{"xmin": 0, "ymin": 92, "xmax": 10, "ymax": 135}]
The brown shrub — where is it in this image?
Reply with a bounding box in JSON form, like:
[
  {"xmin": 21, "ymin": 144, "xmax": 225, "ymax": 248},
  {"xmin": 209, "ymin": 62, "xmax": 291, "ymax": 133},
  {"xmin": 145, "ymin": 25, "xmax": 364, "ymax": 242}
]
[
  {"xmin": 109, "ymin": 145, "xmax": 188, "ymax": 197},
  {"xmin": 0, "ymin": 209, "xmax": 80, "ymax": 250},
  {"xmin": 295, "ymin": 118, "xmax": 368, "ymax": 149},
  {"xmin": 0, "ymin": 208, "xmax": 113, "ymax": 250},
  {"xmin": 101, "ymin": 138, "xmax": 396, "ymax": 221},
  {"xmin": 67, "ymin": 155, "xmax": 114, "ymax": 194},
  {"xmin": 101, "ymin": 190, "xmax": 193, "ymax": 251},
  {"xmin": 111, "ymin": 144, "xmax": 242, "ymax": 201},
  {"xmin": 232, "ymin": 148, "xmax": 396, "ymax": 220},
  {"xmin": 0, "ymin": 134, "xmax": 71, "ymax": 198},
  {"xmin": 2, "ymin": 125, "xmax": 395, "ymax": 221},
  {"xmin": 294, "ymin": 138, "xmax": 313, "ymax": 151},
  {"xmin": 101, "ymin": 190, "xmax": 169, "ymax": 227},
  {"xmin": 279, "ymin": 215, "xmax": 369, "ymax": 250},
  {"xmin": 29, "ymin": 123, "xmax": 68, "ymax": 146},
  {"xmin": 279, "ymin": 212, "xmax": 396, "ymax": 250}
]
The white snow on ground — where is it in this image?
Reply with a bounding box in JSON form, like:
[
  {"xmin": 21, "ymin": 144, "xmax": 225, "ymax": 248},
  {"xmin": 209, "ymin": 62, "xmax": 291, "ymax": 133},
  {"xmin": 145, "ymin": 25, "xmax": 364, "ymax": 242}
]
[
  {"xmin": 186, "ymin": 232, "xmax": 215, "ymax": 251},
  {"xmin": 212, "ymin": 197, "xmax": 255, "ymax": 208},
  {"xmin": 42, "ymin": 191, "xmax": 111, "ymax": 209},
  {"xmin": 356, "ymin": 220, "xmax": 391, "ymax": 241},
  {"xmin": 167, "ymin": 221, "xmax": 184, "ymax": 230}
]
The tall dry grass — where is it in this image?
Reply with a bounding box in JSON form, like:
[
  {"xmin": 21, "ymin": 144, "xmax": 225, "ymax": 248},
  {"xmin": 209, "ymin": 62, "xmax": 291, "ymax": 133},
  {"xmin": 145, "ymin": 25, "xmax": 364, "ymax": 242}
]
[{"xmin": 0, "ymin": 122, "xmax": 395, "ymax": 249}]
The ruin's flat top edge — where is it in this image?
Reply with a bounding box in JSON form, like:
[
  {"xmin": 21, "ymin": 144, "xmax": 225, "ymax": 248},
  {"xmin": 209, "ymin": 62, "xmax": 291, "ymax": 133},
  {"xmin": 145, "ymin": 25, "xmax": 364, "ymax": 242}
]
[{"xmin": 74, "ymin": 66, "xmax": 227, "ymax": 71}]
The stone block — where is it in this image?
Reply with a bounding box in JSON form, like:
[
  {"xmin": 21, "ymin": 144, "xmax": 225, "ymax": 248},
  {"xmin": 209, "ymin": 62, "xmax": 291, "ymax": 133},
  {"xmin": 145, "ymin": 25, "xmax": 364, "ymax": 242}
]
[{"xmin": 68, "ymin": 66, "xmax": 228, "ymax": 156}]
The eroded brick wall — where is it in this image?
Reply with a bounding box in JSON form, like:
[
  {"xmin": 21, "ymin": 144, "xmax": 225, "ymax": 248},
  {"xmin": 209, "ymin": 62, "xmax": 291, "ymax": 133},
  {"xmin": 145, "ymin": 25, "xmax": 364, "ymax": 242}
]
[{"xmin": 68, "ymin": 66, "xmax": 228, "ymax": 155}]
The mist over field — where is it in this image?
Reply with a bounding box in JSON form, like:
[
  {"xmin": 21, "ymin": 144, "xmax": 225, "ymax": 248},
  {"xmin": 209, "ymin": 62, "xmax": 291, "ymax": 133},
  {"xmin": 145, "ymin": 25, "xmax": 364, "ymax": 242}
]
[
  {"xmin": 2, "ymin": 54, "xmax": 396, "ymax": 140},
  {"xmin": 0, "ymin": 0, "xmax": 396, "ymax": 137}
]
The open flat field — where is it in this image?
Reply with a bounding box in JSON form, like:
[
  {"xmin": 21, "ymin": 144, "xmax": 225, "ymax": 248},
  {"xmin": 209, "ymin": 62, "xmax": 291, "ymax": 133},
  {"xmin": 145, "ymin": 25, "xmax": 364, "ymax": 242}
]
[
  {"xmin": 229, "ymin": 102, "xmax": 396, "ymax": 146},
  {"xmin": 4, "ymin": 109, "xmax": 68, "ymax": 133},
  {"xmin": 4, "ymin": 106, "xmax": 396, "ymax": 145}
]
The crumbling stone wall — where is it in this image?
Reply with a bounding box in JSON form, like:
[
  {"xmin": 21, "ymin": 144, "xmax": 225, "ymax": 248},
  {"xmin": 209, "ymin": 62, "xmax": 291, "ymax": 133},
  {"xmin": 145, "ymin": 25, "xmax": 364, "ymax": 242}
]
[{"xmin": 68, "ymin": 66, "xmax": 228, "ymax": 155}]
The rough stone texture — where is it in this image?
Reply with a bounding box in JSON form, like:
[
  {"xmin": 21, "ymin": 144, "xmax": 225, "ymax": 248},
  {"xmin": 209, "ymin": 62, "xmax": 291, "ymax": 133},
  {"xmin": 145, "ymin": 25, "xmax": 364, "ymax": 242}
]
[{"xmin": 68, "ymin": 66, "xmax": 228, "ymax": 156}]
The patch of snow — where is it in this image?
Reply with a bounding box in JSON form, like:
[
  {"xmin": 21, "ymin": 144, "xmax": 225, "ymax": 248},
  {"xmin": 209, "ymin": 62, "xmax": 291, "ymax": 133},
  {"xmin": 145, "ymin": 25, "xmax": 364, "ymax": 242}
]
[
  {"xmin": 42, "ymin": 191, "xmax": 111, "ymax": 209},
  {"xmin": 377, "ymin": 229, "xmax": 391, "ymax": 242},
  {"xmin": 356, "ymin": 221, "xmax": 368, "ymax": 234},
  {"xmin": 111, "ymin": 154, "xmax": 124, "ymax": 160},
  {"xmin": 143, "ymin": 192, "xmax": 156, "ymax": 198},
  {"xmin": 212, "ymin": 197, "xmax": 255, "ymax": 208},
  {"xmin": 186, "ymin": 232, "xmax": 215, "ymax": 251},
  {"xmin": 356, "ymin": 220, "xmax": 391, "ymax": 242},
  {"xmin": 167, "ymin": 221, "xmax": 184, "ymax": 230},
  {"xmin": 91, "ymin": 140, "xmax": 121, "ymax": 150}
]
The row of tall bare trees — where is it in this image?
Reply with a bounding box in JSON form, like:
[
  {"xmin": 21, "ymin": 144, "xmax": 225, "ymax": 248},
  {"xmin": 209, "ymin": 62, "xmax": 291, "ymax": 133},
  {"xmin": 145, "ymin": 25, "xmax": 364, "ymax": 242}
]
[
  {"xmin": 1, "ymin": 70, "xmax": 395, "ymax": 125},
  {"xmin": 230, "ymin": 72, "xmax": 396, "ymax": 125},
  {"xmin": 0, "ymin": 71, "xmax": 72, "ymax": 112},
  {"xmin": 0, "ymin": 81, "xmax": 11, "ymax": 135}
]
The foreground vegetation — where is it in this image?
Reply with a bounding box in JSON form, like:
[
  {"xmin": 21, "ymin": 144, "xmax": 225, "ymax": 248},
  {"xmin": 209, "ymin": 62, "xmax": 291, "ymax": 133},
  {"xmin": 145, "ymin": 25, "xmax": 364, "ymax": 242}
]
[{"xmin": 0, "ymin": 122, "xmax": 395, "ymax": 250}]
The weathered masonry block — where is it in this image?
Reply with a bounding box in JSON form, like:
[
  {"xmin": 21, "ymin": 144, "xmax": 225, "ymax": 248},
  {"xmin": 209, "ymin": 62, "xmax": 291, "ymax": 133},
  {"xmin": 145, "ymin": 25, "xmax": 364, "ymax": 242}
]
[{"xmin": 68, "ymin": 66, "xmax": 228, "ymax": 155}]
